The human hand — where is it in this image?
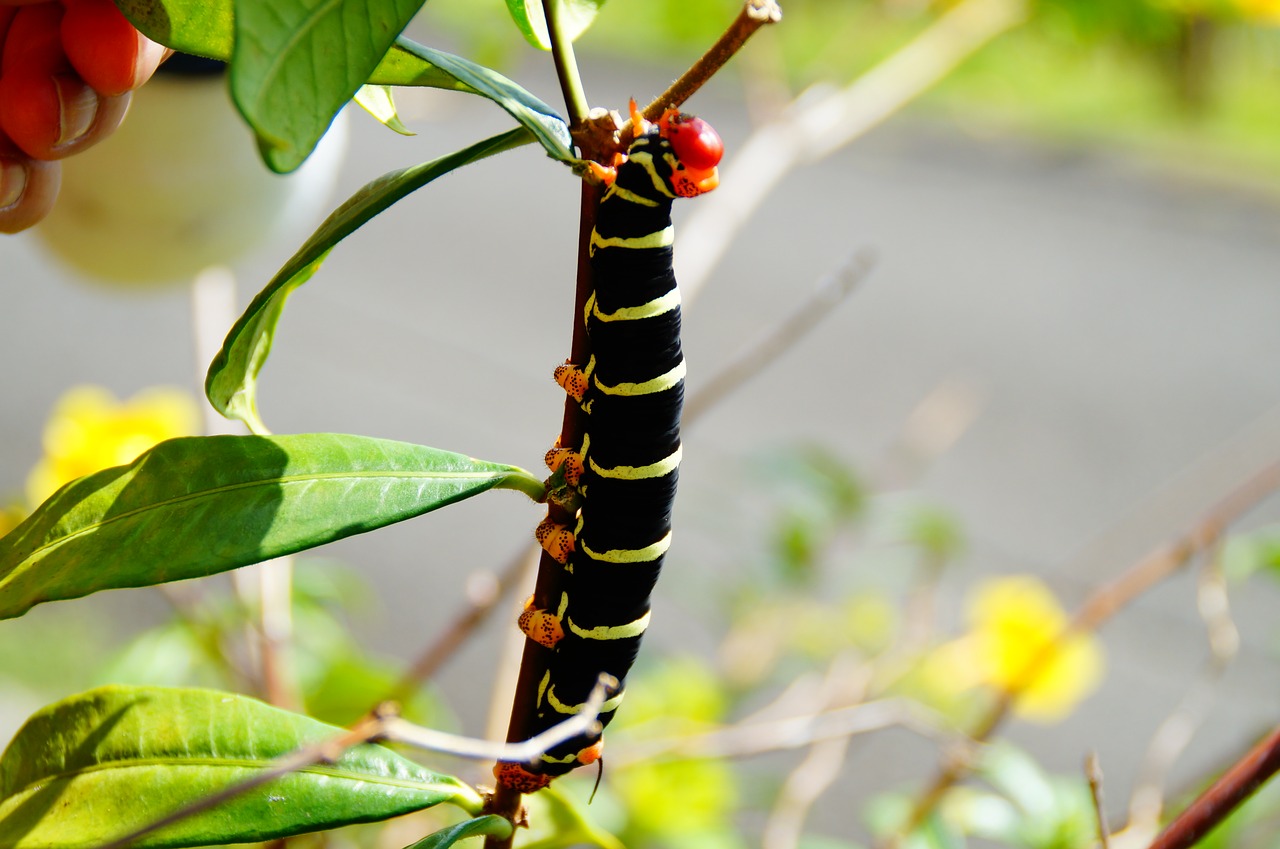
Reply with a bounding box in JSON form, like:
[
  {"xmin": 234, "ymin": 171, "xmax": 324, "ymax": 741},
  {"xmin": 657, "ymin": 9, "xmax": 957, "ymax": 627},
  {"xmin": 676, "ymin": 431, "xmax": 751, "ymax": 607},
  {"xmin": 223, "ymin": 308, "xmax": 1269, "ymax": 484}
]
[{"xmin": 0, "ymin": 0, "xmax": 166, "ymax": 233}]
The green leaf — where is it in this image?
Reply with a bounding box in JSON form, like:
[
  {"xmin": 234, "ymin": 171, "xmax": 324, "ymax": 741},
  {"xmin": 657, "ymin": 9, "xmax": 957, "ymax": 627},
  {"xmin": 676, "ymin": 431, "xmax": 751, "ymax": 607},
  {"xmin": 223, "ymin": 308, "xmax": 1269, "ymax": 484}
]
[
  {"xmin": 0, "ymin": 433, "xmax": 544, "ymax": 620},
  {"xmin": 229, "ymin": 0, "xmax": 425, "ymax": 172},
  {"xmin": 113, "ymin": 0, "xmax": 234, "ymax": 58},
  {"xmin": 205, "ymin": 128, "xmax": 533, "ymax": 430},
  {"xmin": 356, "ymin": 84, "xmax": 416, "ymax": 135},
  {"xmin": 403, "ymin": 815, "xmax": 513, "ymax": 849},
  {"xmin": 112, "ymin": 2, "xmax": 571, "ymax": 165},
  {"xmin": 503, "ymin": 0, "xmax": 608, "ymax": 51},
  {"xmin": 387, "ymin": 39, "xmax": 573, "ymax": 161},
  {"xmin": 0, "ymin": 685, "xmax": 482, "ymax": 849}
]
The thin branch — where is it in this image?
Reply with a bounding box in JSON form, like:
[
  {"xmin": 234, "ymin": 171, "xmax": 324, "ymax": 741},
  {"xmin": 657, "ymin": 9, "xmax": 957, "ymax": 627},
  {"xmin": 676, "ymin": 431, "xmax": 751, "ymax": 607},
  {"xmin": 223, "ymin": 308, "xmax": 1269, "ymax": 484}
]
[
  {"xmin": 387, "ymin": 548, "xmax": 529, "ymax": 703},
  {"xmin": 888, "ymin": 458, "xmax": 1280, "ymax": 844},
  {"xmin": 1125, "ymin": 557, "xmax": 1238, "ymax": 839},
  {"xmin": 676, "ymin": 0, "xmax": 1028, "ymax": 305},
  {"xmin": 1146, "ymin": 724, "xmax": 1280, "ymax": 849},
  {"xmin": 387, "ymin": 674, "xmax": 618, "ymax": 765},
  {"xmin": 1088, "ymin": 752, "xmax": 1112, "ymax": 849},
  {"xmin": 610, "ymin": 697, "xmax": 951, "ymax": 767},
  {"xmin": 683, "ymin": 250, "xmax": 876, "ymax": 426},
  {"xmin": 624, "ymin": 0, "xmax": 782, "ymax": 138}
]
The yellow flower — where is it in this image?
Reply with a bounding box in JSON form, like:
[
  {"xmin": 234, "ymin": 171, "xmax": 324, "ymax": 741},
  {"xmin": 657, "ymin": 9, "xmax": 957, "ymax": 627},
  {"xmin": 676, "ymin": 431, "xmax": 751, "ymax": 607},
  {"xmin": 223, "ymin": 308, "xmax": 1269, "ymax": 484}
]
[
  {"xmin": 26, "ymin": 386, "xmax": 200, "ymax": 507},
  {"xmin": 1236, "ymin": 0, "xmax": 1280, "ymax": 22},
  {"xmin": 925, "ymin": 575, "xmax": 1103, "ymax": 722}
]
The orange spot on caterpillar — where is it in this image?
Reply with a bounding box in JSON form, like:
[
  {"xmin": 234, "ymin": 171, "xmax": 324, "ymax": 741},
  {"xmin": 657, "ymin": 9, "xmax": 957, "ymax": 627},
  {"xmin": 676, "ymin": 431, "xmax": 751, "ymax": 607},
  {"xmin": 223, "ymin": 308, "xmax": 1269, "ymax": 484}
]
[
  {"xmin": 554, "ymin": 363, "xmax": 588, "ymax": 402},
  {"xmin": 494, "ymin": 761, "xmax": 554, "ymax": 793},
  {"xmin": 535, "ymin": 518, "xmax": 575, "ymax": 564},
  {"xmin": 518, "ymin": 596, "xmax": 564, "ymax": 648}
]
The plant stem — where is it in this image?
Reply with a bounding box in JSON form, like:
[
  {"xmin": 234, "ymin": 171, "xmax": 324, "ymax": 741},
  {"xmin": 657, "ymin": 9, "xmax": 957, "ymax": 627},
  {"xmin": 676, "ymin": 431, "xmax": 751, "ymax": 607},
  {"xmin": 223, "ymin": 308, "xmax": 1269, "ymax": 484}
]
[
  {"xmin": 638, "ymin": 0, "xmax": 781, "ymax": 125},
  {"xmin": 1145, "ymin": 724, "xmax": 1280, "ymax": 849},
  {"xmin": 545, "ymin": 0, "xmax": 589, "ymax": 127}
]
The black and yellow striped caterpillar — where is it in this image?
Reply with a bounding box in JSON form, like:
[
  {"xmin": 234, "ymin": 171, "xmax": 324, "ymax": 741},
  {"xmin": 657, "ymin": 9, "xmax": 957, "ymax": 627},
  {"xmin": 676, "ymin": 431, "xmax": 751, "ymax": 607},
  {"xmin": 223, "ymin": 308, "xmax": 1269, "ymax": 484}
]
[{"xmin": 494, "ymin": 103, "xmax": 722, "ymax": 792}]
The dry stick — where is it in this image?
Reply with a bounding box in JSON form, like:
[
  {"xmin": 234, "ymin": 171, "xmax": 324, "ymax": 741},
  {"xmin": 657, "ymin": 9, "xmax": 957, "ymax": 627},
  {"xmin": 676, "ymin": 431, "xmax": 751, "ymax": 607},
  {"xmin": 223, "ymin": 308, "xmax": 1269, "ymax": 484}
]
[
  {"xmin": 676, "ymin": 0, "xmax": 1028, "ymax": 305},
  {"xmin": 889, "ymin": 458, "xmax": 1280, "ymax": 844},
  {"xmin": 1145, "ymin": 724, "xmax": 1280, "ymax": 849},
  {"xmin": 486, "ymin": 5, "xmax": 784, "ymax": 845},
  {"xmin": 1126, "ymin": 559, "xmax": 1238, "ymax": 840},
  {"xmin": 1088, "ymin": 752, "xmax": 1112, "ymax": 849},
  {"xmin": 386, "ymin": 547, "xmax": 532, "ymax": 704},
  {"xmin": 683, "ymin": 250, "xmax": 876, "ymax": 426}
]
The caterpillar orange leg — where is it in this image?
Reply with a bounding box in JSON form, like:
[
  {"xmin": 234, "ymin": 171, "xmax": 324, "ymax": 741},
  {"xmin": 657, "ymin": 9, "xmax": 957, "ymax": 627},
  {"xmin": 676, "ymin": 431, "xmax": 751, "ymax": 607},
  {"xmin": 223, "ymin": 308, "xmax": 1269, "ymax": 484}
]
[
  {"xmin": 518, "ymin": 595, "xmax": 565, "ymax": 649},
  {"xmin": 554, "ymin": 362, "xmax": 589, "ymax": 402},
  {"xmin": 535, "ymin": 517, "xmax": 575, "ymax": 564}
]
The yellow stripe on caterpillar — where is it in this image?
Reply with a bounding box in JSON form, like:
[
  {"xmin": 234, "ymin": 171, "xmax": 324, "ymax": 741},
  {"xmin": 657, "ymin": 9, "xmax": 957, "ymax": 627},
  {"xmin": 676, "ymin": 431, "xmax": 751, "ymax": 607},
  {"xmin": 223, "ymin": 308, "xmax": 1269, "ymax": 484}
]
[
  {"xmin": 568, "ymin": 609, "xmax": 651, "ymax": 641},
  {"xmin": 593, "ymin": 359, "xmax": 685, "ymax": 397},
  {"xmin": 588, "ymin": 445, "xmax": 682, "ymax": 480},
  {"xmin": 603, "ymin": 183, "xmax": 660, "ymax": 207},
  {"xmin": 589, "ymin": 225, "xmax": 675, "ymax": 254},
  {"xmin": 626, "ymin": 149, "xmax": 677, "ymax": 199},
  {"xmin": 546, "ymin": 682, "xmax": 627, "ymax": 716},
  {"xmin": 590, "ymin": 288, "xmax": 681, "ymax": 323},
  {"xmin": 580, "ymin": 530, "xmax": 672, "ymax": 564}
]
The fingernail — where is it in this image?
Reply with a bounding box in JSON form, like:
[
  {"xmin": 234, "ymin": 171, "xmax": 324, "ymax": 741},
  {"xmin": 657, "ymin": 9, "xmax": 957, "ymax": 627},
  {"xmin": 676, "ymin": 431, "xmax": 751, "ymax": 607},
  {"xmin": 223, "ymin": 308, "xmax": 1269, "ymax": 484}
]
[
  {"xmin": 53, "ymin": 75, "xmax": 99, "ymax": 148},
  {"xmin": 0, "ymin": 161, "xmax": 27, "ymax": 210}
]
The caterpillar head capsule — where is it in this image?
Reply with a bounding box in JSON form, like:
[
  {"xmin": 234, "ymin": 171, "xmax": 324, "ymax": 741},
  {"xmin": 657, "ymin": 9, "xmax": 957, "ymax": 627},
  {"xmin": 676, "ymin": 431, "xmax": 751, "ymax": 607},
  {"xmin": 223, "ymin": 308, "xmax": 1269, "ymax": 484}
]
[{"xmin": 658, "ymin": 110, "xmax": 722, "ymax": 197}]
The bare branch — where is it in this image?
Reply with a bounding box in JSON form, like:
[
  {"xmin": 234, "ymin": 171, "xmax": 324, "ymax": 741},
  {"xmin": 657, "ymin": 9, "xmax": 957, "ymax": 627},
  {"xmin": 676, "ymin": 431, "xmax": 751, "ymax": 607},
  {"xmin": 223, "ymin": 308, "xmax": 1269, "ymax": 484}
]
[
  {"xmin": 1088, "ymin": 752, "xmax": 1112, "ymax": 849},
  {"xmin": 677, "ymin": 0, "xmax": 1028, "ymax": 304},
  {"xmin": 888, "ymin": 458, "xmax": 1280, "ymax": 845},
  {"xmin": 1146, "ymin": 724, "xmax": 1280, "ymax": 849},
  {"xmin": 684, "ymin": 250, "xmax": 875, "ymax": 426}
]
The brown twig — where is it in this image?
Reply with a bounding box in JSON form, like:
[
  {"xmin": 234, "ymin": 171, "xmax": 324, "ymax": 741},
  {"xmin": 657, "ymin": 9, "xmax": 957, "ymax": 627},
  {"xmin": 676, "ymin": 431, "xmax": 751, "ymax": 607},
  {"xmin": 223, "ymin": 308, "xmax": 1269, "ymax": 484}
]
[
  {"xmin": 625, "ymin": 0, "xmax": 782, "ymax": 137},
  {"xmin": 1088, "ymin": 752, "xmax": 1112, "ymax": 849},
  {"xmin": 683, "ymin": 250, "xmax": 875, "ymax": 426},
  {"xmin": 889, "ymin": 458, "xmax": 1280, "ymax": 844},
  {"xmin": 387, "ymin": 549, "xmax": 529, "ymax": 703},
  {"xmin": 1146, "ymin": 724, "xmax": 1280, "ymax": 849}
]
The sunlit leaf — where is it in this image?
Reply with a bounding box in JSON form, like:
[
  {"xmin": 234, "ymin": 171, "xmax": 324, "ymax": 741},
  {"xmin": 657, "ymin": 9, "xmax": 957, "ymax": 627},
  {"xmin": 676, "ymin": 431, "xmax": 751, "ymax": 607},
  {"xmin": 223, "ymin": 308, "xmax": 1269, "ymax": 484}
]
[
  {"xmin": 0, "ymin": 433, "xmax": 544, "ymax": 620},
  {"xmin": 0, "ymin": 686, "xmax": 482, "ymax": 849},
  {"xmin": 403, "ymin": 815, "xmax": 513, "ymax": 849},
  {"xmin": 204, "ymin": 128, "xmax": 533, "ymax": 430},
  {"xmin": 356, "ymin": 84, "xmax": 416, "ymax": 135},
  {"xmin": 230, "ymin": 0, "xmax": 425, "ymax": 172},
  {"xmin": 504, "ymin": 0, "xmax": 608, "ymax": 50},
  {"xmin": 112, "ymin": 2, "xmax": 572, "ymax": 165}
]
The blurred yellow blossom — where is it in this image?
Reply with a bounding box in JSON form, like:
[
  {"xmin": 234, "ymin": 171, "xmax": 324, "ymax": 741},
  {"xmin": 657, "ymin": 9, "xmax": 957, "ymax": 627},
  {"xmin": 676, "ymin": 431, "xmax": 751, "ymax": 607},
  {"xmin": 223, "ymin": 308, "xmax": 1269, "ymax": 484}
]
[
  {"xmin": 1236, "ymin": 0, "xmax": 1280, "ymax": 23},
  {"xmin": 26, "ymin": 386, "xmax": 200, "ymax": 508},
  {"xmin": 0, "ymin": 504, "xmax": 25, "ymax": 538},
  {"xmin": 924, "ymin": 575, "xmax": 1103, "ymax": 722}
]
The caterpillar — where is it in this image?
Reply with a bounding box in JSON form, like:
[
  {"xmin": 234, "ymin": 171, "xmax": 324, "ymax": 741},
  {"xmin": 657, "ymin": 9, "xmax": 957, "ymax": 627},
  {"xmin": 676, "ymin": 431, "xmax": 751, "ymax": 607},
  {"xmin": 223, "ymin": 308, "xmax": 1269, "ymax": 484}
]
[{"xmin": 494, "ymin": 103, "xmax": 723, "ymax": 792}]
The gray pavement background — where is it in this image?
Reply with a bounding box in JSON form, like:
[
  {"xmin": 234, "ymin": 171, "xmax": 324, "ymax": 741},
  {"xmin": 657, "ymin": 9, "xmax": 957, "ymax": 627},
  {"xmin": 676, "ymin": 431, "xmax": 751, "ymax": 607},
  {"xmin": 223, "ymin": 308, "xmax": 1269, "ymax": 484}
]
[{"xmin": 1, "ymin": 56, "xmax": 1279, "ymax": 833}]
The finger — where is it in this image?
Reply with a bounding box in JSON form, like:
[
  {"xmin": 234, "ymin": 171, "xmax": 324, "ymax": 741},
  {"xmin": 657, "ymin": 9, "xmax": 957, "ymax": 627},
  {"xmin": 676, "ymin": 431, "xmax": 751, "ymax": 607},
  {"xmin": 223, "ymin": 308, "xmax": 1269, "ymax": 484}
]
[
  {"xmin": 0, "ymin": 68, "xmax": 130, "ymax": 159},
  {"xmin": 1, "ymin": 2, "xmax": 72, "ymax": 75},
  {"xmin": 61, "ymin": 0, "xmax": 166, "ymax": 96},
  {"xmin": 0, "ymin": 148, "xmax": 60, "ymax": 233}
]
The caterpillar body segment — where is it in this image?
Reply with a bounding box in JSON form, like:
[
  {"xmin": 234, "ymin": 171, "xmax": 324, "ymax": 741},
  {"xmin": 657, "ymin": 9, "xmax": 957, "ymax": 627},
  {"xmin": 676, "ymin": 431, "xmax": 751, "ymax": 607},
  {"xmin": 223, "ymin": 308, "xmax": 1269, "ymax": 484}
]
[{"xmin": 500, "ymin": 106, "xmax": 722, "ymax": 790}]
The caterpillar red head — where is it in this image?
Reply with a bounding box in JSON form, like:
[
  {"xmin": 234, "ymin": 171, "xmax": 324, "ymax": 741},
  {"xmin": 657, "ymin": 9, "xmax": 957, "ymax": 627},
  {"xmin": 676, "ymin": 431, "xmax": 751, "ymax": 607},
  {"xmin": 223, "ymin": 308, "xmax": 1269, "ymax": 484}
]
[{"xmin": 630, "ymin": 99, "xmax": 722, "ymax": 197}]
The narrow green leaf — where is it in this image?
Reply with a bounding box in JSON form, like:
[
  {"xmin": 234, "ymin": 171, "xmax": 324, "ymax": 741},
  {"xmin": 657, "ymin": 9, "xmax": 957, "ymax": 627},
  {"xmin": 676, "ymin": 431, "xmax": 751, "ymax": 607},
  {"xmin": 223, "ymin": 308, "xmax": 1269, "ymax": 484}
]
[
  {"xmin": 356, "ymin": 84, "xmax": 416, "ymax": 135},
  {"xmin": 205, "ymin": 129, "xmax": 532, "ymax": 428},
  {"xmin": 229, "ymin": 0, "xmax": 425, "ymax": 172},
  {"xmin": 503, "ymin": 0, "xmax": 607, "ymax": 51},
  {"xmin": 0, "ymin": 433, "xmax": 544, "ymax": 620},
  {"xmin": 385, "ymin": 38, "xmax": 573, "ymax": 161},
  {"xmin": 0, "ymin": 686, "xmax": 483, "ymax": 849},
  {"xmin": 404, "ymin": 816, "xmax": 513, "ymax": 849}
]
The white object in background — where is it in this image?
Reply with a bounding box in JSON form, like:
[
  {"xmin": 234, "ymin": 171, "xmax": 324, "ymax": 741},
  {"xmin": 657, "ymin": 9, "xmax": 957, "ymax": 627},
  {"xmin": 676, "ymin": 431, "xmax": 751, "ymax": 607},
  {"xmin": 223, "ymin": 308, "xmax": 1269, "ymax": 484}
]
[{"xmin": 37, "ymin": 65, "xmax": 348, "ymax": 286}]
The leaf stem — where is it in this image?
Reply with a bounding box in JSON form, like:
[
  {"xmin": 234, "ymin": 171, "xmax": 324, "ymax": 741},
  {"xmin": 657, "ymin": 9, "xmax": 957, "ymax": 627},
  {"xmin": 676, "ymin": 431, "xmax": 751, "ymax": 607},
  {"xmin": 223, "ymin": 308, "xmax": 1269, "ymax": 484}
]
[{"xmin": 545, "ymin": 0, "xmax": 589, "ymax": 127}]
